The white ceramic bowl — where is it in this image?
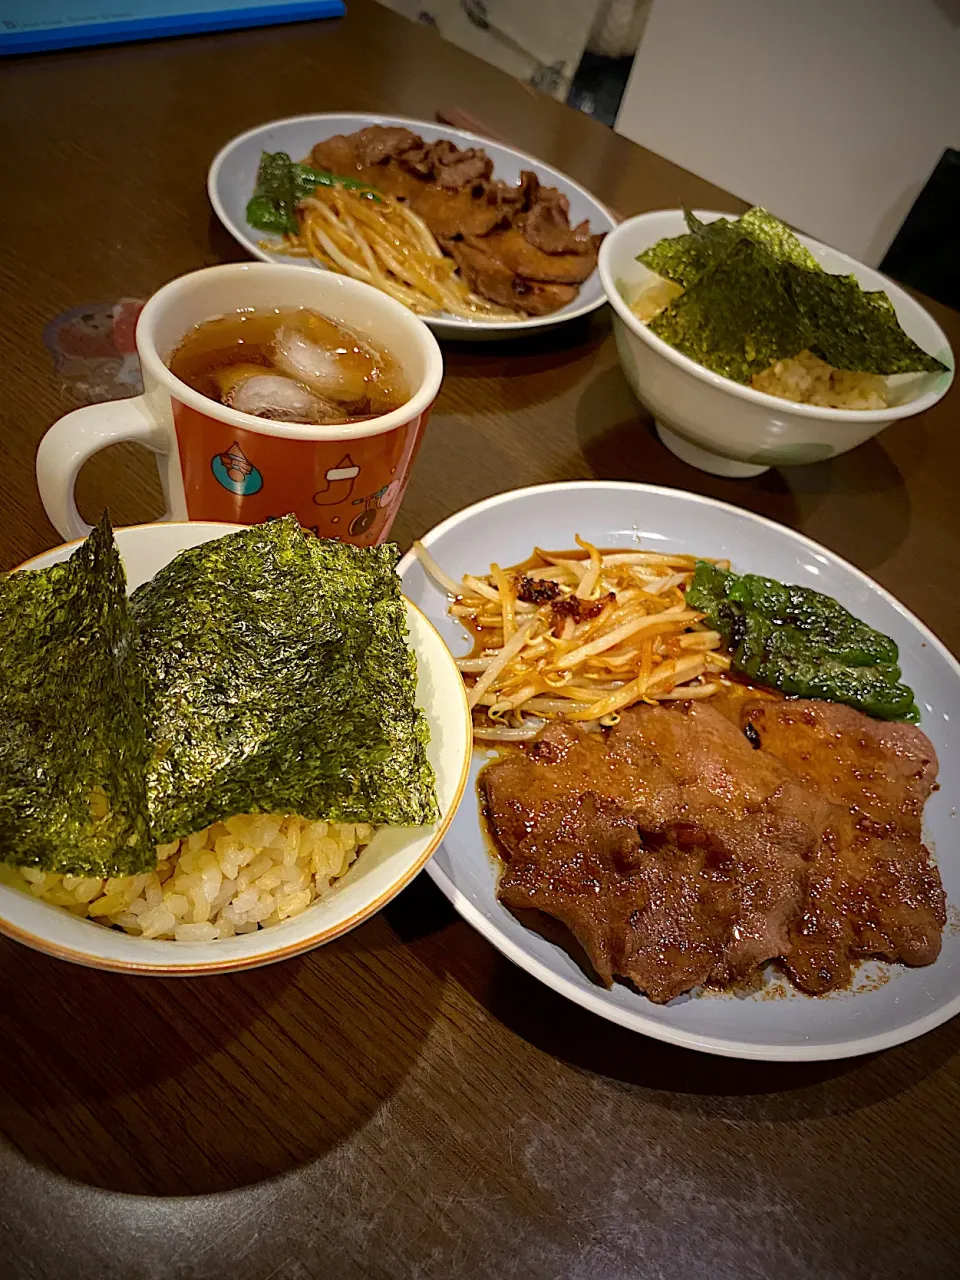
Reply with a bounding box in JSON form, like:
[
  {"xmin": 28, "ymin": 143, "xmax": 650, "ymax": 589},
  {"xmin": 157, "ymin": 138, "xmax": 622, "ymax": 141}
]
[
  {"xmin": 598, "ymin": 210, "xmax": 954, "ymax": 477},
  {"xmin": 399, "ymin": 481, "xmax": 960, "ymax": 1061},
  {"xmin": 0, "ymin": 522, "xmax": 471, "ymax": 976},
  {"xmin": 208, "ymin": 112, "xmax": 616, "ymax": 341}
]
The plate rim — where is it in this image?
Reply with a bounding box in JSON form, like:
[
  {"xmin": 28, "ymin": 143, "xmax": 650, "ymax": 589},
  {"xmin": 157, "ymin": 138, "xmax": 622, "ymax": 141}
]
[
  {"xmin": 398, "ymin": 479, "xmax": 960, "ymax": 1061},
  {"xmin": 207, "ymin": 111, "xmax": 615, "ymax": 337}
]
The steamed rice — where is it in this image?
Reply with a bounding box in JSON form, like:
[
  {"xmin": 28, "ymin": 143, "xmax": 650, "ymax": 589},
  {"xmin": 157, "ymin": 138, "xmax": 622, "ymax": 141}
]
[
  {"xmin": 749, "ymin": 349, "xmax": 887, "ymax": 409},
  {"xmin": 1, "ymin": 813, "xmax": 375, "ymax": 942},
  {"xmin": 630, "ymin": 278, "xmax": 889, "ymax": 410}
]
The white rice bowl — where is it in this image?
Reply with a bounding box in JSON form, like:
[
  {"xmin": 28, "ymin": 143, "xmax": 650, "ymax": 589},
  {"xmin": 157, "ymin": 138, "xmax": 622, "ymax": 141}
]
[
  {"xmin": 0, "ymin": 522, "xmax": 471, "ymax": 976},
  {"xmin": 597, "ymin": 209, "xmax": 953, "ymax": 478}
]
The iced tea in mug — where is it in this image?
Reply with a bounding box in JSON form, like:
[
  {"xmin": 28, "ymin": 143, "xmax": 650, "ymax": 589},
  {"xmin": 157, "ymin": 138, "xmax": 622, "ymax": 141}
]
[{"xmin": 37, "ymin": 264, "xmax": 443, "ymax": 545}]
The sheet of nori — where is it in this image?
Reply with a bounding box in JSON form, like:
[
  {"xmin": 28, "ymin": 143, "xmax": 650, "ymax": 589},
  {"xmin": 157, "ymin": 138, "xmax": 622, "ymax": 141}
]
[
  {"xmin": 131, "ymin": 518, "xmax": 437, "ymax": 842},
  {"xmin": 787, "ymin": 268, "xmax": 947, "ymax": 374},
  {"xmin": 637, "ymin": 212, "xmax": 739, "ymax": 288},
  {"xmin": 737, "ymin": 207, "xmax": 823, "ymax": 272},
  {"xmin": 640, "ymin": 207, "xmax": 947, "ymax": 379},
  {"xmin": 649, "ymin": 237, "xmax": 807, "ymax": 383},
  {"xmin": 640, "ymin": 208, "xmax": 820, "ymax": 287},
  {"xmin": 305, "ymin": 537, "xmax": 437, "ymax": 827},
  {"xmin": 0, "ymin": 513, "xmax": 153, "ymax": 876}
]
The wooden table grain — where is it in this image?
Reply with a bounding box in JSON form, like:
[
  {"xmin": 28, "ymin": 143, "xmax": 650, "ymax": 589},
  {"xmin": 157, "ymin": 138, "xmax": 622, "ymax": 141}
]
[{"xmin": 1, "ymin": 5, "xmax": 959, "ymax": 1278}]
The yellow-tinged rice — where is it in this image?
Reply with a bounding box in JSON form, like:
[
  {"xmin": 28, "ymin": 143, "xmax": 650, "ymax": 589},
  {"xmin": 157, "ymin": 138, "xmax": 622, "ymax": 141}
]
[
  {"xmin": 629, "ymin": 278, "xmax": 889, "ymax": 410},
  {"xmin": 2, "ymin": 814, "xmax": 375, "ymax": 942},
  {"xmin": 749, "ymin": 349, "xmax": 887, "ymax": 409}
]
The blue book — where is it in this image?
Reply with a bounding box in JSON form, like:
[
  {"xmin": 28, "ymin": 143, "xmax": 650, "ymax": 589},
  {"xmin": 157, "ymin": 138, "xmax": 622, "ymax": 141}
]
[{"xmin": 0, "ymin": 0, "xmax": 345, "ymax": 56}]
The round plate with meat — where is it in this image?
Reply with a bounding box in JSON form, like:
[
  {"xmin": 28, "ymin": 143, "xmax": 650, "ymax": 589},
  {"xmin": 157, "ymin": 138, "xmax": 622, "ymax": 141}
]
[
  {"xmin": 397, "ymin": 482, "xmax": 960, "ymax": 1060},
  {"xmin": 208, "ymin": 113, "xmax": 616, "ymax": 341}
]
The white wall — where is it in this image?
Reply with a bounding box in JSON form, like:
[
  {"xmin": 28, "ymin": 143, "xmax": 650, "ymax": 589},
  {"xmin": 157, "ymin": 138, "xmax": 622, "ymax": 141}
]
[{"xmin": 615, "ymin": 0, "xmax": 960, "ymax": 265}]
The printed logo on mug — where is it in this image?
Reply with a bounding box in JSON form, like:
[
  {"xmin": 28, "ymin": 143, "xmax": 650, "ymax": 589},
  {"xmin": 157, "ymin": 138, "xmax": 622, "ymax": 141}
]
[{"xmin": 36, "ymin": 264, "xmax": 443, "ymax": 546}]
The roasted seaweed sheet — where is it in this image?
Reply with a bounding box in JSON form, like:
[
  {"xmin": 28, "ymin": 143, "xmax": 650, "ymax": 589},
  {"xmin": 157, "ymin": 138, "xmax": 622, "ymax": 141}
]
[
  {"xmin": 132, "ymin": 517, "xmax": 437, "ymax": 843},
  {"xmin": 305, "ymin": 537, "xmax": 436, "ymax": 827},
  {"xmin": 640, "ymin": 207, "xmax": 948, "ymax": 381},
  {"xmin": 648, "ymin": 237, "xmax": 807, "ymax": 384},
  {"xmin": 0, "ymin": 513, "xmax": 153, "ymax": 876}
]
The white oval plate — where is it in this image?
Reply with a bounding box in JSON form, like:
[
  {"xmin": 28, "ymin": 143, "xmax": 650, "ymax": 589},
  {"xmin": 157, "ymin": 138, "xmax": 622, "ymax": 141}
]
[
  {"xmin": 398, "ymin": 482, "xmax": 960, "ymax": 1060},
  {"xmin": 208, "ymin": 113, "xmax": 616, "ymax": 342},
  {"xmin": 0, "ymin": 522, "xmax": 471, "ymax": 976}
]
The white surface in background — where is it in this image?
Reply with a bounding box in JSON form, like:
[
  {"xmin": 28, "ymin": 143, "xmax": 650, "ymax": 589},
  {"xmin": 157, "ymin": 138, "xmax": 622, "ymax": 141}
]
[{"xmin": 615, "ymin": 0, "xmax": 960, "ymax": 265}]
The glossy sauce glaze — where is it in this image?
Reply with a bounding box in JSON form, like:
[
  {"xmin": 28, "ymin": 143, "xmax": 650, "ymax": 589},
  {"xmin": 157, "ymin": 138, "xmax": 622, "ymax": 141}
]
[{"xmin": 479, "ymin": 696, "xmax": 943, "ymax": 1002}]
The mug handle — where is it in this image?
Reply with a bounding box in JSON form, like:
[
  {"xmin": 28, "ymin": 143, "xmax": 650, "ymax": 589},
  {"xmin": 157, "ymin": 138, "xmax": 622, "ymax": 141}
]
[{"xmin": 36, "ymin": 396, "xmax": 171, "ymax": 541}]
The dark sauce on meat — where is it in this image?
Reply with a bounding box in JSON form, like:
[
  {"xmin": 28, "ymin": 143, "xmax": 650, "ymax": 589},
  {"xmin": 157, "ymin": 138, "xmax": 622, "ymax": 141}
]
[{"xmin": 477, "ymin": 697, "xmax": 944, "ymax": 1003}]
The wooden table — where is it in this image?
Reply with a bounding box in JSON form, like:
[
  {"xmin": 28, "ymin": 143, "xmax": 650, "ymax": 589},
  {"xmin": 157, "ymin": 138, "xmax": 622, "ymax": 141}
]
[{"xmin": 2, "ymin": 5, "xmax": 959, "ymax": 1277}]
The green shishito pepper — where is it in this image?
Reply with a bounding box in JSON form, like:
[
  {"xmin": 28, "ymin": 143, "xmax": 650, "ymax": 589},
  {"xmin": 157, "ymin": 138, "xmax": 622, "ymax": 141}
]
[
  {"xmin": 686, "ymin": 560, "xmax": 919, "ymax": 722},
  {"xmin": 246, "ymin": 150, "xmax": 381, "ymax": 236}
]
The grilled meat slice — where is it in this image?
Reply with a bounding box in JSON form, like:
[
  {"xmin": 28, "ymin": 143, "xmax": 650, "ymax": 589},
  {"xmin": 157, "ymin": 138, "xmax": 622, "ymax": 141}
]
[
  {"xmin": 484, "ymin": 706, "xmax": 825, "ymax": 1003},
  {"xmin": 410, "ymin": 184, "xmax": 504, "ymax": 239},
  {"xmin": 741, "ymin": 700, "xmax": 944, "ymax": 992},
  {"xmin": 351, "ymin": 125, "xmax": 420, "ymax": 167},
  {"xmin": 462, "ymin": 227, "xmax": 599, "ymax": 285},
  {"xmin": 484, "ymin": 698, "xmax": 945, "ymax": 1003},
  {"xmin": 443, "ymin": 238, "xmax": 577, "ymax": 315},
  {"xmin": 411, "ymin": 139, "xmax": 493, "ymax": 189}
]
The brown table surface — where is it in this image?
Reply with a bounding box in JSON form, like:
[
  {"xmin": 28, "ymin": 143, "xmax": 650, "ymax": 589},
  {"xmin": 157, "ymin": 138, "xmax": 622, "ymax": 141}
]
[{"xmin": 2, "ymin": 5, "xmax": 959, "ymax": 1278}]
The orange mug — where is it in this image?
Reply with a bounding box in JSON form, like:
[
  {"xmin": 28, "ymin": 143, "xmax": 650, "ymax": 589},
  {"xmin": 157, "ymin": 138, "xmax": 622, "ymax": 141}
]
[{"xmin": 36, "ymin": 263, "xmax": 443, "ymax": 545}]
